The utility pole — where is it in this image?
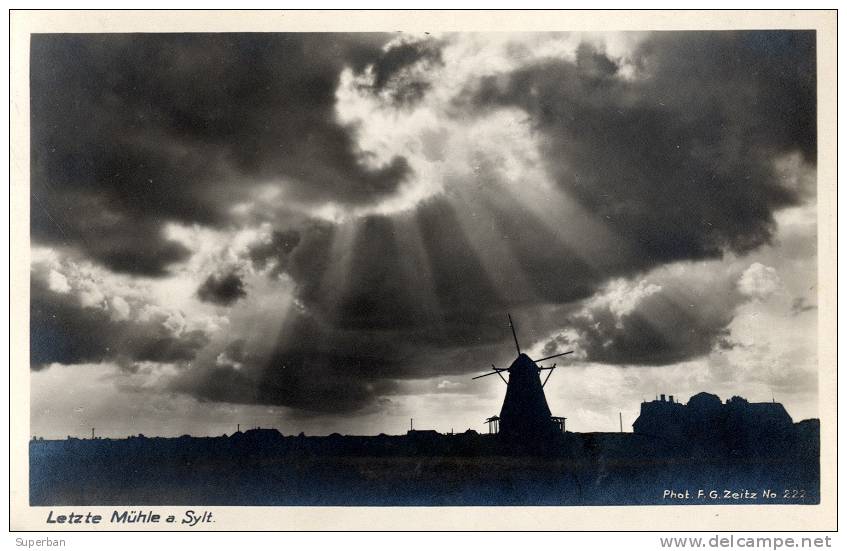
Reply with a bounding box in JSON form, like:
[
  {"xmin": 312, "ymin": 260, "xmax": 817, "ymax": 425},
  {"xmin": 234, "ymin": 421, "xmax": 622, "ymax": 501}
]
[
  {"xmin": 619, "ymin": 412, "xmax": 623, "ymax": 433},
  {"xmin": 410, "ymin": 418, "xmax": 414, "ymax": 431},
  {"xmin": 91, "ymin": 427, "xmax": 95, "ymax": 440}
]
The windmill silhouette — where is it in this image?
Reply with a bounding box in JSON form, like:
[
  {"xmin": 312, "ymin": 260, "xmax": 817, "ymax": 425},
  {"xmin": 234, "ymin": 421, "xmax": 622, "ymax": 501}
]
[{"xmin": 473, "ymin": 314, "xmax": 572, "ymax": 445}]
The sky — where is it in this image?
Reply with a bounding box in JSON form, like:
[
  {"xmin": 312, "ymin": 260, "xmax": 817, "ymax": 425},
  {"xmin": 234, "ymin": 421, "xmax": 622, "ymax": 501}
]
[{"xmin": 29, "ymin": 31, "xmax": 819, "ymax": 438}]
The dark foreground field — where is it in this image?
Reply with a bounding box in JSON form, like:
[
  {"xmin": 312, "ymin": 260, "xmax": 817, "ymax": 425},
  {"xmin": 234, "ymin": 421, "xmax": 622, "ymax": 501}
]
[{"xmin": 30, "ymin": 426, "xmax": 819, "ymax": 506}]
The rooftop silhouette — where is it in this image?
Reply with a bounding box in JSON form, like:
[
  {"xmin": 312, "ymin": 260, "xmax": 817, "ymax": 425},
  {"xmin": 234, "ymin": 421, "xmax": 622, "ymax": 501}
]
[{"xmin": 634, "ymin": 392, "xmax": 799, "ymax": 457}]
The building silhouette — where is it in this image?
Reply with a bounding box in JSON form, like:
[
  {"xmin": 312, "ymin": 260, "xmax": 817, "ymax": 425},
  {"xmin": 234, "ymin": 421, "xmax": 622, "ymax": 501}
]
[{"xmin": 633, "ymin": 392, "xmax": 798, "ymax": 457}]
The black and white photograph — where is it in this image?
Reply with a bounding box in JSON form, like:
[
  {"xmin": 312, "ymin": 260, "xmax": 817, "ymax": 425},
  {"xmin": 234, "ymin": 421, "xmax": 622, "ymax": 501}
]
[{"xmin": 10, "ymin": 9, "xmax": 837, "ymax": 532}]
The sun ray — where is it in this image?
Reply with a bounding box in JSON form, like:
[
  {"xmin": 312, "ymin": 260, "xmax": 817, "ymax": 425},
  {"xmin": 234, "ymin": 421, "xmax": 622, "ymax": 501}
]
[
  {"xmin": 392, "ymin": 212, "xmax": 446, "ymax": 331},
  {"xmin": 312, "ymin": 218, "xmax": 362, "ymax": 325},
  {"xmin": 446, "ymin": 182, "xmax": 539, "ymax": 308}
]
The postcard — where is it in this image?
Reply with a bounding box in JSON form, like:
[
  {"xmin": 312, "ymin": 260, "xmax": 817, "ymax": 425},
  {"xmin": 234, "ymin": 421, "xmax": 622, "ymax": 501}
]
[{"xmin": 9, "ymin": 9, "xmax": 837, "ymax": 531}]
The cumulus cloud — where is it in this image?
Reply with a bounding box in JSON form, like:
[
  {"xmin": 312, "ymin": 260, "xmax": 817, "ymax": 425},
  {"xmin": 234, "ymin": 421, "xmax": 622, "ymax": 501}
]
[
  {"xmin": 738, "ymin": 262, "xmax": 781, "ymax": 300},
  {"xmin": 247, "ymin": 229, "xmax": 302, "ymax": 275},
  {"xmin": 31, "ymin": 273, "xmax": 210, "ymax": 369},
  {"xmin": 30, "ymin": 253, "xmax": 218, "ymax": 370},
  {"xmin": 47, "ymin": 269, "xmax": 70, "ymax": 293},
  {"xmin": 110, "ymin": 296, "xmax": 131, "ymax": 321},
  {"xmin": 436, "ymin": 379, "xmax": 461, "ymax": 390},
  {"xmin": 540, "ymin": 264, "xmax": 751, "ymax": 366}
]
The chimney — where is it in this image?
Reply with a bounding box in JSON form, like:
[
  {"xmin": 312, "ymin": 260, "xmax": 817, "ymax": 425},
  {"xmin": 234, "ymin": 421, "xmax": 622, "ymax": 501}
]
[
  {"xmin": 660, "ymin": 394, "xmax": 666, "ymax": 402},
  {"xmin": 669, "ymin": 395, "xmax": 674, "ymax": 403}
]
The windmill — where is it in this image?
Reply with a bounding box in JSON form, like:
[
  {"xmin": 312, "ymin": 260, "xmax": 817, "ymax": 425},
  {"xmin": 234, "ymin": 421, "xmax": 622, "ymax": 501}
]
[{"xmin": 473, "ymin": 314, "xmax": 572, "ymax": 443}]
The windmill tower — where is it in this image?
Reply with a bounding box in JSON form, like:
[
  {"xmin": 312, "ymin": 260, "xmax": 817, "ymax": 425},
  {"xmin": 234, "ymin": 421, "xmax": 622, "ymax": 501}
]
[{"xmin": 473, "ymin": 314, "xmax": 572, "ymax": 445}]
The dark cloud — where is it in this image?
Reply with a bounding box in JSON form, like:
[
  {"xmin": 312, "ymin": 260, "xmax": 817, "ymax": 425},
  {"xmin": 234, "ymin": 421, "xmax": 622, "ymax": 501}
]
[
  {"xmin": 463, "ymin": 31, "xmax": 815, "ymax": 264},
  {"xmin": 541, "ymin": 270, "xmax": 749, "ymax": 366},
  {"xmin": 170, "ymin": 311, "xmax": 405, "ymax": 414},
  {"xmin": 196, "ymin": 270, "xmax": 247, "ymax": 306},
  {"xmin": 30, "ymin": 271, "xmax": 209, "ymax": 369},
  {"xmin": 790, "ymin": 297, "xmax": 816, "ymax": 316},
  {"xmin": 278, "ymin": 200, "xmax": 526, "ymax": 343},
  {"xmin": 31, "ymin": 190, "xmax": 193, "ymax": 277},
  {"xmin": 364, "ymin": 38, "xmax": 444, "ymax": 105},
  {"xmin": 30, "ymin": 33, "xmax": 409, "ymax": 275},
  {"xmin": 568, "ymin": 295, "xmax": 734, "ymax": 366}
]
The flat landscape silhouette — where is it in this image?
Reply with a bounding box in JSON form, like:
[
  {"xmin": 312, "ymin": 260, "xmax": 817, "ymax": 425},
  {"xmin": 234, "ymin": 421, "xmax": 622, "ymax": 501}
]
[{"xmin": 30, "ymin": 395, "xmax": 819, "ymax": 506}]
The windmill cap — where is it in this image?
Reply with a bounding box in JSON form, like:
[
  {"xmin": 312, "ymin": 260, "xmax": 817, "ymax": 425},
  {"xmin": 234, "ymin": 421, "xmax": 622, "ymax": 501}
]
[{"xmin": 510, "ymin": 353, "xmax": 538, "ymax": 369}]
